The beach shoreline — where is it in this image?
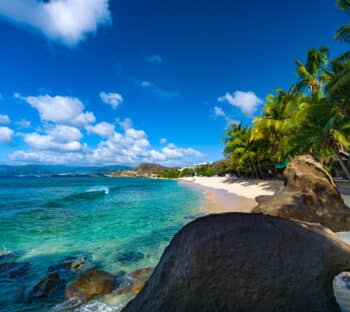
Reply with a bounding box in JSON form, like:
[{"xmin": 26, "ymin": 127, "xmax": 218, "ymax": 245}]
[
  {"xmin": 179, "ymin": 177, "xmax": 283, "ymax": 215},
  {"xmin": 180, "ymin": 176, "xmax": 350, "ymax": 214}
]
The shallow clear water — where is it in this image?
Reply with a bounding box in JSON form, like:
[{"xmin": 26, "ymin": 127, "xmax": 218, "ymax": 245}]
[{"xmin": 0, "ymin": 177, "xmax": 205, "ymax": 312}]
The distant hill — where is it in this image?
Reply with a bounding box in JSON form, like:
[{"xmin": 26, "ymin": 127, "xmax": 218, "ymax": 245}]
[
  {"xmin": 133, "ymin": 163, "xmax": 169, "ymax": 176},
  {"xmin": 0, "ymin": 165, "xmax": 130, "ymax": 177}
]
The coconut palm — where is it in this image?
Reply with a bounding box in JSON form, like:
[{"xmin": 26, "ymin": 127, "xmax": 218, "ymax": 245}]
[
  {"xmin": 290, "ymin": 97, "xmax": 350, "ymax": 178},
  {"xmin": 224, "ymin": 124, "xmax": 262, "ymax": 178},
  {"xmin": 295, "ymin": 47, "xmax": 330, "ymax": 96}
]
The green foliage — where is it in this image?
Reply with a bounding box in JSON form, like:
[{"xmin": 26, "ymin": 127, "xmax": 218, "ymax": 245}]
[
  {"xmin": 180, "ymin": 168, "xmax": 195, "ymax": 177},
  {"xmin": 223, "ymin": 2, "xmax": 350, "ymax": 179},
  {"xmin": 157, "ymin": 169, "xmax": 181, "ymax": 179}
]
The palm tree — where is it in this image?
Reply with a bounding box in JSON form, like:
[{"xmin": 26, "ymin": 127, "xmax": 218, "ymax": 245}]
[
  {"xmin": 224, "ymin": 124, "xmax": 261, "ymax": 178},
  {"xmin": 290, "ymin": 97, "xmax": 350, "ymax": 178},
  {"xmin": 295, "ymin": 47, "xmax": 330, "ymax": 96},
  {"xmin": 251, "ymin": 88, "xmax": 297, "ymax": 163}
]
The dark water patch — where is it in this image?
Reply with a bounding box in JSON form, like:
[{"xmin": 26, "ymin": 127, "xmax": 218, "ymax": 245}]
[
  {"xmin": 41, "ymin": 201, "xmax": 61, "ymax": 208},
  {"xmin": 116, "ymin": 251, "xmax": 145, "ymax": 265},
  {"xmin": 0, "ymin": 262, "xmax": 30, "ymax": 281},
  {"xmin": 62, "ymin": 189, "xmax": 107, "ymax": 202}
]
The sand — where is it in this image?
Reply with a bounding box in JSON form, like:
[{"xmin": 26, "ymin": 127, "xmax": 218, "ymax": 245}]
[
  {"xmin": 180, "ymin": 176, "xmax": 350, "ymax": 215},
  {"xmin": 180, "ymin": 177, "xmax": 283, "ymax": 214}
]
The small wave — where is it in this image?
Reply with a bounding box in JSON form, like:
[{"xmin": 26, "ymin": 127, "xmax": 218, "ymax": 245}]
[
  {"xmin": 62, "ymin": 188, "xmax": 109, "ymax": 202},
  {"xmin": 86, "ymin": 186, "xmax": 110, "ymax": 195},
  {"xmin": 42, "ymin": 187, "xmax": 109, "ymax": 208}
]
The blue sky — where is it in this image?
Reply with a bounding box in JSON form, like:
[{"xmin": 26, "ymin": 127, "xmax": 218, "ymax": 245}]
[{"xmin": 0, "ymin": 0, "xmax": 348, "ymax": 166}]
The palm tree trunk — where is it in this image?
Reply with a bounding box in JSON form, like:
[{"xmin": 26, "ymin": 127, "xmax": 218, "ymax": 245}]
[
  {"xmin": 250, "ymin": 161, "xmax": 259, "ymax": 179},
  {"xmin": 257, "ymin": 159, "xmax": 263, "ymax": 179},
  {"xmin": 332, "ymin": 147, "xmax": 350, "ymax": 180}
]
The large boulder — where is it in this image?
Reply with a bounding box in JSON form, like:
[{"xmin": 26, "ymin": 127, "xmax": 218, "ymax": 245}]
[
  {"xmin": 254, "ymin": 155, "xmax": 350, "ymax": 231},
  {"xmin": 123, "ymin": 213, "xmax": 350, "ymax": 312},
  {"xmin": 65, "ymin": 270, "xmax": 116, "ymax": 302}
]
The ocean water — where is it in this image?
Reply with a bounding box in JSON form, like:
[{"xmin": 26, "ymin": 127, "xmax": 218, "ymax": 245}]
[
  {"xmin": 2, "ymin": 176, "xmax": 350, "ymax": 312},
  {"xmin": 0, "ymin": 177, "xmax": 205, "ymax": 312}
]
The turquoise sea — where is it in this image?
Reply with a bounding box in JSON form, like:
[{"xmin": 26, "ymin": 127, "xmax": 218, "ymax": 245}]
[
  {"xmin": 0, "ymin": 177, "xmax": 205, "ymax": 312},
  {"xmin": 2, "ymin": 176, "xmax": 350, "ymax": 312}
]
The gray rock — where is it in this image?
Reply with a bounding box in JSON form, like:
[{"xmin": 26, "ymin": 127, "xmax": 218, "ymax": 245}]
[
  {"xmin": 254, "ymin": 155, "xmax": 350, "ymax": 231},
  {"xmin": 123, "ymin": 213, "xmax": 350, "ymax": 312}
]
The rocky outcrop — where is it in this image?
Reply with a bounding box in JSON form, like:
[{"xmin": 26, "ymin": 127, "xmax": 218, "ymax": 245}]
[
  {"xmin": 114, "ymin": 268, "xmax": 154, "ymax": 296},
  {"xmin": 26, "ymin": 255, "xmax": 95, "ymax": 301},
  {"xmin": 123, "ymin": 213, "xmax": 350, "ymax": 312},
  {"xmin": 65, "ymin": 270, "xmax": 116, "ymax": 302},
  {"xmin": 26, "ymin": 272, "xmax": 62, "ymax": 300},
  {"xmin": 254, "ymin": 155, "xmax": 350, "ymax": 231}
]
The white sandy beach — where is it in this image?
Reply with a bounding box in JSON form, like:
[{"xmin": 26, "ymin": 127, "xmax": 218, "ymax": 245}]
[
  {"xmin": 179, "ymin": 177, "xmax": 282, "ymax": 215},
  {"xmin": 180, "ymin": 176, "xmax": 350, "ymax": 213},
  {"xmin": 180, "ymin": 176, "xmax": 282, "ymax": 198}
]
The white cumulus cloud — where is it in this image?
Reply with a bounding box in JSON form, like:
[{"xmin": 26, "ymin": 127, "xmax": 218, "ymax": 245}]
[
  {"xmin": 214, "ymin": 106, "xmax": 225, "ymax": 117},
  {"xmin": 23, "ymin": 132, "xmax": 83, "ymax": 152},
  {"xmin": 0, "ymin": 0, "xmax": 112, "ymax": 46},
  {"xmin": 116, "ymin": 118, "xmax": 133, "ymax": 130},
  {"xmin": 11, "ymin": 125, "xmax": 203, "ymax": 166},
  {"xmin": 86, "ymin": 121, "xmax": 115, "ymax": 138},
  {"xmin": 46, "ymin": 125, "xmax": 83, "ymax": 142},
  {"xmin": 0, "ymin": 114, "xmax": 10, "ymax": 124},
  {"xmin": 218, "ymin": 90, "xmax": 263, "ymax": 116},
  {"xmin": 160, "ymin": 138, "xmax": 167, "ymax": 144},
  {"xmin": 17, "ymin": 94, "xmax": 96, "ymax": 127},
  {"xmin": 0, "ymin": 127, "xmax": 14, "ymax": 144},
  {"xmin": 162, "ymin": 143, "xmax": 203, "ymax": 159},
  {"xmin": 100, "ymin": 91, "xmax": 123, "ymax": 110}
]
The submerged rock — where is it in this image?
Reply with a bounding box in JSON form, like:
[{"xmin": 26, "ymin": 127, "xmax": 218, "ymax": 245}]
[
  {"xmin": 114, "ymin": 267, "xmax": 154, "ymax": 296},
  {"xmin": 65, "ymin": 270, "xmax": 116, "ymax": 302},
  {"xmin": 254, "ymin": 155, "xmax": 350, "ymax": 231},
  {"xmin": 48, "ymin": 255, "xmax": 94, "ymax": 274},
  {"xmin": 26, "ymin": 272, "xmax": 62, "ymax": 300},
  {"xmin": 123, "ymin": 213, "xmax": 350, "ymax": 312},
  {"xmin": 116, "ymin": 251, "xmax": 145, "ymax": 265},
  {"xmin": 0, "ymin": 262, "xmax": 30, "ymax": 280},
  {"xmin": 26, "ymin": 255, "xmax": 95, "ymax": 301}
]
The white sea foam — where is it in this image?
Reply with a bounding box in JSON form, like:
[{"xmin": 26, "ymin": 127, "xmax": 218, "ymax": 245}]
[
  {"xmin": 86, "ymin": 186, "xmax": 110, "ymax": 195},
  {"xmin": 75, "ymin": 300, "xmax": 128, "ymax": 312}
]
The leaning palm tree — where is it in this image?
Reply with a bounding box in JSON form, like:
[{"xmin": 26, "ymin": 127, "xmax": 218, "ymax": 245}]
[
  {"xmin": 335, "ymin": 0, "xmax": 350, "ymax": 43},
  {"xmin": 295, "ymin": 47, "xmax": 330, "ymax": 96},
  {"xmin": 290, "ymin": 97, "xmax": 350, "ymax": 179}
]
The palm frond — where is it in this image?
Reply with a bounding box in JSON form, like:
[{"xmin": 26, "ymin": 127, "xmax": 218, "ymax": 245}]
[
  {"xmin": 335, "ymin": 24, "xmax": 350, "ymax": 43},
  {"xmin": 337, "ymin": 0, "xmax": 350, "ymax": 12}
]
